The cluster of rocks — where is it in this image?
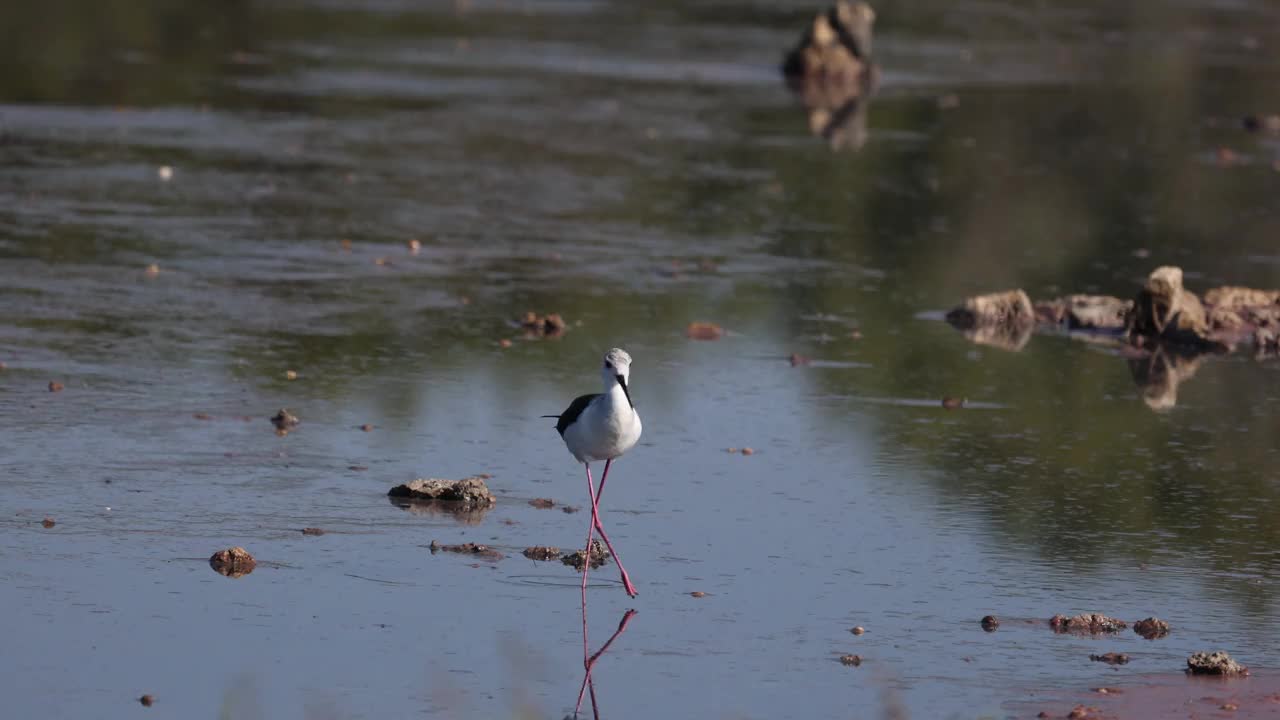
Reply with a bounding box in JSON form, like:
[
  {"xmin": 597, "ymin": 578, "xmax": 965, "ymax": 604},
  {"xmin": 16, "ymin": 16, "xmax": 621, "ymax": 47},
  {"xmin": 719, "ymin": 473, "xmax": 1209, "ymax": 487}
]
[
  {"xmin": 947, "ymin": 266, "xmax": 1280, "ymax": 354},
  {"xmin": 946, "ymin": 267, "xmax": 1280, "ymax": 409}
]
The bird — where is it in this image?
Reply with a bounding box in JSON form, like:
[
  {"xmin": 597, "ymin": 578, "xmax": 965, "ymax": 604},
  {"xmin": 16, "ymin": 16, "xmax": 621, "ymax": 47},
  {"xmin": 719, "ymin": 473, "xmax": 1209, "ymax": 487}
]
[{"xmin": 543, "ymin": 348, "xmax": 643, "ymax": 597}]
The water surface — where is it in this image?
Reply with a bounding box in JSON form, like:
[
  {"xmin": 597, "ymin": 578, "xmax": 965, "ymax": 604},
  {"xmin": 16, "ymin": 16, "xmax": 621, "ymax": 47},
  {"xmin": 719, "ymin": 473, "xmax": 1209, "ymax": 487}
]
[{"xmin": 3, "ymin": 1, "xmax": 1280, "ymax": 718}]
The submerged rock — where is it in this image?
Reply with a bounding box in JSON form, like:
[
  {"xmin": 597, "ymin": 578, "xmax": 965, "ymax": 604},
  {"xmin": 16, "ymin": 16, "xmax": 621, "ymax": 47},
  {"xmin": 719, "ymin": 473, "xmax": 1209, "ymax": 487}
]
[
  {"xmin": 1088, "ymin": 652, "xmax": 1129, "ymax": 665},
  {"xmin": 1050, "ymin": 613, "xmax": 1127, "ymax": 634},
  {"xmin": 839, "ymin": 653, "xmax": 863, "ymax": 666},
  {"xmin": 1186, "ymin": 651, "xmax": 1248, "ymax": 676},
  {"xmin": 1048, "ymin": 294, "xmax": 1133, "ymax": 330},
  {"xmin": 1133, "ymin": 617, "xmax": 1170, "ymax": 639},
  {"xmin": 685, "ymin": 322, "xmax": 725, "ymax": 340},
  {"xmin": 562, "ymin": 539, "xmax": 610, "ymax": 571},
  {"xmin": 522, "ymin": 546, "xmax": 561, "ymax": 561},
  {"xmin": 980, "ymin": 615, "xmax": 1000, "ymax": 632},
  {"xmin": 209, "ymin": 546, "xmax": 256, "ymax": 578},
  {"xmin": 388, "ymin": 476, "xmax": 495, "ymax": 506},
  {"xmin": 429, "ymin": 540, "xmax": 504, "ymax": 562},
  {"xmin": 519, "ymin": 311, "xmax": 567, "ymax": 338},
  {"xmin": 270, "ymin": 408, "xmax": 299, "ymax": 431}
]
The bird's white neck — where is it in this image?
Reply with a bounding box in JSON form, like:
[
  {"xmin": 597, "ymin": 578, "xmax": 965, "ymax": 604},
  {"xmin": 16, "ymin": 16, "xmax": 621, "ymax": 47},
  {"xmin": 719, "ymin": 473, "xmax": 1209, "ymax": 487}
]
[{"xmin": 602, "ymin": 376, "xmax": 632, "ymax": 411}]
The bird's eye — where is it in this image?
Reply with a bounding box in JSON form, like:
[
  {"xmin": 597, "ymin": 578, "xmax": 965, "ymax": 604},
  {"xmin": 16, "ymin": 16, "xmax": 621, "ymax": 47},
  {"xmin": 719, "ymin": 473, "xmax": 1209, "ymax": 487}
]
[{"xmin": 605, "ymin": 361, "xmax": 613, "ymax": 369}]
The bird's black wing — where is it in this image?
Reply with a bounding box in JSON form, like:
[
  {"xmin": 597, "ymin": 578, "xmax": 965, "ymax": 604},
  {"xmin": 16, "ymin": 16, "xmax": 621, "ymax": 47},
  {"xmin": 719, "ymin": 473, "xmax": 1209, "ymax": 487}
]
[{"xmin": 548, "ymin": 393, "xmax": 600, "ymax": 437}]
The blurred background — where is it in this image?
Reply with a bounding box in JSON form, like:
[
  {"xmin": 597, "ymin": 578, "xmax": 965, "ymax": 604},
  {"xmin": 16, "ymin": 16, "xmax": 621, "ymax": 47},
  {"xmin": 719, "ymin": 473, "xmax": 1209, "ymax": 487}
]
[{"xmin": 3, "ymin": 1, "xmax": 1280, "ymax": 719}]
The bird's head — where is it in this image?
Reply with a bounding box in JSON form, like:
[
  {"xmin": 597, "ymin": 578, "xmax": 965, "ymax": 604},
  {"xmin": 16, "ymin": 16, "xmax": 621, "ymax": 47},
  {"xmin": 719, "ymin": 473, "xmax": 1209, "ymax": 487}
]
[{"xmin": 601, "ymin": 348, "xmax": 634, "ymax": 407}]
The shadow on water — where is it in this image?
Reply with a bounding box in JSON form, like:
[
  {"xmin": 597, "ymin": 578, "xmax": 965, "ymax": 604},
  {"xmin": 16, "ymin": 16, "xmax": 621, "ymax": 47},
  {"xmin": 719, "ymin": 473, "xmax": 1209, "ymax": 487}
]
[{"xmin": 4, "ymin": 0, "xmax": 1280, "ymax": 718}]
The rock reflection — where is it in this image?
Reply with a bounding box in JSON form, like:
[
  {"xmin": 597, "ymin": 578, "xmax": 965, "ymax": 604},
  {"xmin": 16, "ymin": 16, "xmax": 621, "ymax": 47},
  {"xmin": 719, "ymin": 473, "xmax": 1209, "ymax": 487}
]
[
  {"xmin": 1128, "ymin": 346, "xmax": 1204, "ymax": 412},
  {"xmin": 781, "ymin": 1, "xmax": 879, "ymax": 151},
  {"xmin": 387, "ymin": 495, "xmax": 492, "ymax": 525}
]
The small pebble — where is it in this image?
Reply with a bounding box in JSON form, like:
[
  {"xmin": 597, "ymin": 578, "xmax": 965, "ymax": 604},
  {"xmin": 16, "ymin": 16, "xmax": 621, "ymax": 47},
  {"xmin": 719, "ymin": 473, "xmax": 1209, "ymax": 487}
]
[
  {"xmin": 193, "ymin": 412, "xmax": 213, "ymax": 420},
  {"xmin": 144, "ymin": 263, "xmax": 160, "ymax": 277},
  {"xmin": 499, "ymin": 339, "xmax": 513, "ymax": 348},
  {"xmin": 48, "ymin": 381, "xmax": 64, "ymax": 393},
  {"xmin": 690, "ymin": 591, "xmax": 707, "ymax": 598},
  {"xmin": 301, "ymin": 527, "xmax": 325, "ymax": 536},
  {"xmin": 839, "ymin": 654, "xmax": 862, "ymax": 666},
  {"xmin": 740, "ymin": 447, "xmax": 755, "ymax": 456},
  {"xmin": 374, "ymin": 257, "xmax": 391, "ymax": 266},
  {"xmin": 285, "ymin": 370, "xmax": 298, "ymax": 381},
  {"xmin": 41, "ymin": 517, "xmax": 55, "ymax": 529},
  {"xmin": 941, "ymin": 396, "xmax": 965, "ymax": 410},
  {"xmin": 360, "ymin": 424, "xmax": 373, "ymax": 432},
  {"xmin": 349, "ymin": 465, "xmax": 369, "ymax": 471},
  {"xmin": 157, "ymin": 165, "xmax": 173, "ymax": 181},
  {"xmin": 981, "ymin": 615, "xmax": 1000, "ymax": 631},
  {"xmin": 850, "ymin": 330, "xmax": 863, "ymax": 340},
  {"xmin": 789, "ymin": 353, "xmax": 812, "ymax": 367},
  {"xmin": 340, "ymin": 239, "xmax": 352, "ymax": 251},
  {"xmin": 685, "ymin": 322, "xmax": 725, "ymax": 340},
  {"xmin": 851, "ymin": 626, "xmax": 865, "ymax": 635},
  {"xmin": 407, "ymin": 239, "xmax": 421, "ymax": 253},
  {"xmin": 139, "ymin": 694, "xmax": 155, "ymax": 707},
  {"xmin": 270, "ymin": 408, "xmax": 299, "ymax": 430},
  {"xmin": 1221, "ymin": 703, "xmax": 1238, "ymax": 711}
]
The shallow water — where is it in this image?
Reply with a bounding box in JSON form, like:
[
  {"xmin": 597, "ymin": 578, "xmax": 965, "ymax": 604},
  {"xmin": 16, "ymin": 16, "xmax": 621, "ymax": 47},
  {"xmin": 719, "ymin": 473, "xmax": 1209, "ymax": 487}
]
[{"xmin": 3, "ymin": 1, "xmax": 1280, "ymax": 718}]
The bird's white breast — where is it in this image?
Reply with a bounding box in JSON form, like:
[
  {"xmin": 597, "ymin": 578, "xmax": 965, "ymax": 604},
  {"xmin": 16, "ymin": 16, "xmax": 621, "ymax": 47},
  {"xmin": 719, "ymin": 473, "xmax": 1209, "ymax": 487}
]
[{"xmin": 563, "ymin": 393, "xmax": 642, "ymax": 463}]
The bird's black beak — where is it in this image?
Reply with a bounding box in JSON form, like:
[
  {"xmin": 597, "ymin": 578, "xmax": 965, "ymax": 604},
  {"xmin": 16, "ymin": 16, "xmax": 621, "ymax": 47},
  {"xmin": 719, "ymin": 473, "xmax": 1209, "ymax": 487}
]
[{"xmin": 617, "ymin": 374, "xmax": 633, "ymax": 408}]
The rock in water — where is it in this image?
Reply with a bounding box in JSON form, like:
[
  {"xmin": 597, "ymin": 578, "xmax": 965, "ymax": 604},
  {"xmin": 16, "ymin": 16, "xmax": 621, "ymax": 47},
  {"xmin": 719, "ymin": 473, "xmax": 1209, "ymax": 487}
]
[
  {"xmin": 945, "ymin": 290, "xmax": 1036, "ymax": 350},
  {"xmin": 783, "ymin": 1, "xmax": 876, "ymax": 82},
  {"xmin": 562, "ymin": 540, "xmax": 610, "ymax": 571},
  {"xmin": 946, "ymin": 290, "xmax": 1035, "ymax": 330},
  {"xmin": 388, "ymin": 476, "xmax": 496, "ymax": 507},
  {"xmin": 1133, "ymin": 617, "xmax": 1170, "ymax": 639},
  {"xmin": 1049, "ymin": 613, "xmax": 1127, "ymax": 634},
  {"xmin": 1061, "ymin": 295, "xmax": 1132, "ymax": 330},
  {"xmin": 522, "ymin": 546, "xmax": 561, "ymax": 561},
  {"xmin": 1126, "ymin": 266, "xmax": 1217, "ymax": 348},
  {"xmin": 209, "ymin": 547, "xmax": 257, "ymax": 577},
  {"xmin": 781, "ymin": 2, "xmax": 879, "ymax": 149},
  {"xmin": 1186, "ymin": 651, "xmax": 1248, "ymax": 676}
]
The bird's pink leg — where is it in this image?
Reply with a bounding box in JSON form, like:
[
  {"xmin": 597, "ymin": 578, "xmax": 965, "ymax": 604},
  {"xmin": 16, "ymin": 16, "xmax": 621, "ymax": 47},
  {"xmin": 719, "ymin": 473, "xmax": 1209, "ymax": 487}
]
[
  {"xmin": 581, "ymin": 463, "xmax": 599, "ymax": 599},
  {"xmin": 590, "ymin": 458, "xmax": 638, "ymax": 597}
]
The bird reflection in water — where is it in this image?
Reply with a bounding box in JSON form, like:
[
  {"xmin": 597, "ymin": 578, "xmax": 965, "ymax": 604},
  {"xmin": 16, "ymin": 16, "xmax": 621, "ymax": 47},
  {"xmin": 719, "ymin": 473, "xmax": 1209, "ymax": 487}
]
[{"xmin": 571, "ymin": 607, "xmax": 637, "ymax": 719}]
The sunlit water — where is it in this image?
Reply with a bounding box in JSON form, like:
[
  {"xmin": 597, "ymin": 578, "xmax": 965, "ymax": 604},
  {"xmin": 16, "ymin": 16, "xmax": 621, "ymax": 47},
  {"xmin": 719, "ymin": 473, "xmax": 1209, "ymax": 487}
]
[{"xmin": 3, "ymin": 1, "xmax": 1280, "ymax": 718}]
